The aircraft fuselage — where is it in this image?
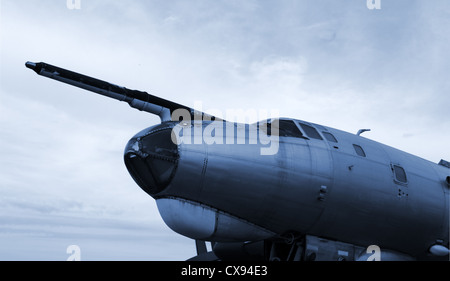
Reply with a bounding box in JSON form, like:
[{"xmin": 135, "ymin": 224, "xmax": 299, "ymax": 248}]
[{"xmin": 124, "ymin": 119, "xmax": 449, "ymax": 260}]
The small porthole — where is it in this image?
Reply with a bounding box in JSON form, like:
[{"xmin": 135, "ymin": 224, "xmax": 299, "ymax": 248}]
[{"xmin": 393, "ymin": 165, "xmax": 408, "ymax": 184}]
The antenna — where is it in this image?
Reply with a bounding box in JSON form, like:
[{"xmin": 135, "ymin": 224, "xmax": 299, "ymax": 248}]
[{"xmin": 356, "ymin": 129, "xmax": 371, "ymax": 136}]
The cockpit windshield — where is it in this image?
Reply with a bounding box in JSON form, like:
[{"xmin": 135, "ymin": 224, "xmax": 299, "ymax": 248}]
[{"xmin": 259, "ymin": 119, "xmax": 306, "ymax": 138}]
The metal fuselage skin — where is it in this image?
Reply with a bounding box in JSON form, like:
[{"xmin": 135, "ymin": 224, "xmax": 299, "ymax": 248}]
[{"xmin": 124, "ymin": 118, "xmax": 449, "ymax": 260}]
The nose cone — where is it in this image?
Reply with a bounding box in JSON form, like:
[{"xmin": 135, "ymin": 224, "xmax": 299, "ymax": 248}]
[{"xmin": 124, "ymin": 126, "xmax": 179, "ymax": 196}]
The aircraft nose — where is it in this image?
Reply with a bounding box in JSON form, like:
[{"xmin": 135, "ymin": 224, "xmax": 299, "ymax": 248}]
[{"xmin": 124, "ymin": 127, "xmax": 179, "ymax": 196}]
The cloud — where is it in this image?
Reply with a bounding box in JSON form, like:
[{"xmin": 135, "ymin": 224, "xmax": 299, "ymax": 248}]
[{"xmin": 0, "ymin": 93, "xmax": 194, "ymax": 260}]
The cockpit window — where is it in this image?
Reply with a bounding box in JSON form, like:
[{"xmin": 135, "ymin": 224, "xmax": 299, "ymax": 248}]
[
  {"xmin": 261, "ymin": 120, "xmax": 305, "ymax": 138},
  {"xmin": 323, "ymin": 132, "xmax": 338, "ymax": 143},
  {"xmin": 299, "ymin": 123, "xmax": 323, "ymax": 140}
]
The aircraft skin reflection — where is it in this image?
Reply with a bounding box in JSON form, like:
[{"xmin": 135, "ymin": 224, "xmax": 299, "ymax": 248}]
[{"xmin": 26, "ymin": 61, "xmax": 449, "ymax": 261}]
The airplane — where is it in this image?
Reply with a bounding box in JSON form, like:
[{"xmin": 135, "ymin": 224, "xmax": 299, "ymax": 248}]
[{"xmin": 25, "ymin": 61, "xmax": 449, "ymax": 261}]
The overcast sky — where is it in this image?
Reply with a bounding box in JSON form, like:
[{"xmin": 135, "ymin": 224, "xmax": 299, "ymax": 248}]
[{"xmin": 1, "ymin": 0, "xmax": 449, "ymax": 261}]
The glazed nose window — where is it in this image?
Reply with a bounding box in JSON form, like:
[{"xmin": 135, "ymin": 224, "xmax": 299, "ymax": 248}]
[{"xmin": 124, "ymin": 129, "xmax": 179, "ymax": 196}]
